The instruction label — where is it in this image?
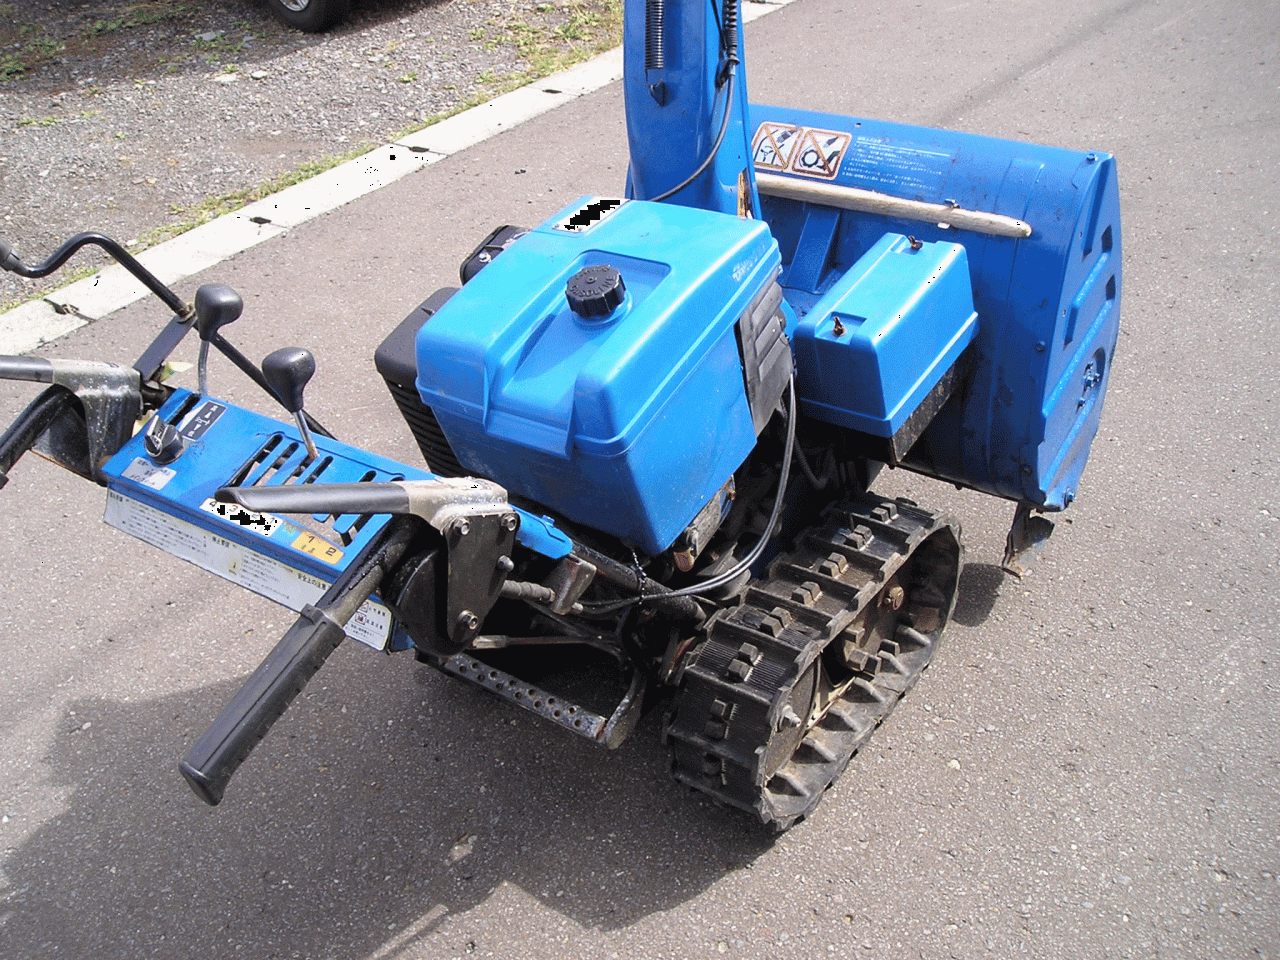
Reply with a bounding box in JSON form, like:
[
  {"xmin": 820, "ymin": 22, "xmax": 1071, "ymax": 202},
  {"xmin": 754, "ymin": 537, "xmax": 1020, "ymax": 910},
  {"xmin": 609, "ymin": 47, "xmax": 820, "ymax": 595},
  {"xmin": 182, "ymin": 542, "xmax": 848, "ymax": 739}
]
[
  {"xmin": 121, "ymin": 457, "xmax": 176, "ymax": 491},
  {"xmin": 178, "ymin": 400, "xmax": 227, "ymax": 441},
  {"xmin": 104, "ymin": 489, "xmax": 391, "ymax": 649}
]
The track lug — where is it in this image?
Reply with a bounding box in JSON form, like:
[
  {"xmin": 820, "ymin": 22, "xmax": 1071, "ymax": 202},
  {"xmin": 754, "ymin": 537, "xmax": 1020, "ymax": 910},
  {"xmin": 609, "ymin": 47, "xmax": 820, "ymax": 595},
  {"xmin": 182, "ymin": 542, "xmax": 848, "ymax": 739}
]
[{"xmin": 666, "ymin": 493, "xmax": 963, "ymax": 829}]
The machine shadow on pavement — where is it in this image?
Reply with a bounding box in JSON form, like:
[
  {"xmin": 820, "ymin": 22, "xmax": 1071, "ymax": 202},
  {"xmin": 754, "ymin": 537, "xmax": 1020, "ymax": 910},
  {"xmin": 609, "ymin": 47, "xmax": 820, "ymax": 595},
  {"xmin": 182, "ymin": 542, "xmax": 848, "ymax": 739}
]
[
  {"xmin": 0, "ymin": 550, "xmax": 1008, "ymax": 957},
  {"xmin": 0, "ymin": 664, "xmax": 773, "ymax": 957},
  {"xmin": 950, "ymin": 563, "xmax": 1004, "ymax": 628}
]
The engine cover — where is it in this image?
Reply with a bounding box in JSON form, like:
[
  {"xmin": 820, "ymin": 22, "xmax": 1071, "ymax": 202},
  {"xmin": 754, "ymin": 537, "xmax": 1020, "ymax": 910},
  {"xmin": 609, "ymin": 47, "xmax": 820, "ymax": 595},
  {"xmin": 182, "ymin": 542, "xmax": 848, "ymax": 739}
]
[{"xmin": 414, "ymin": 197, "xmax": 786, "ymax": 554}]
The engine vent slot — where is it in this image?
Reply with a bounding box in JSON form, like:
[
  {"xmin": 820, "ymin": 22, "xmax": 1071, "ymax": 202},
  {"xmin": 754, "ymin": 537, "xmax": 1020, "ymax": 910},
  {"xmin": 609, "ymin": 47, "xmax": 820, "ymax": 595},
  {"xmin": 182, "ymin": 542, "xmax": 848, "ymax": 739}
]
[{"xmin": 226, "ymin": 434, "xmax": 394, "ymax": 545}]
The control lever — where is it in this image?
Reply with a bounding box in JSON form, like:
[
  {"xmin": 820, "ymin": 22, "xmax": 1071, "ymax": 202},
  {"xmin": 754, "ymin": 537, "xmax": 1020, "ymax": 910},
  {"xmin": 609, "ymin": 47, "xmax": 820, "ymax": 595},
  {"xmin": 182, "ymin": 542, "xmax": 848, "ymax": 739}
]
[
  {"xmin": 177, "ymin": 284, "xmax": 336, "ymax": 442},
  {"xmin": 179, "ymin": 514, "xmax": 421, "ymax": 805},
  {"xmin": 0, "ymin": 232, "xmax": 190, "ymax": 318},
  {"xmin": 262, "ymin": 347, "xmax": 320, "ymax": 461},
  {"xmin": 0, "ymin": 387, "xmax": 79, "ymax": 489},
  {"xmin": 193, "ymin": 283, "xmax": 243, "ymax": 396}
]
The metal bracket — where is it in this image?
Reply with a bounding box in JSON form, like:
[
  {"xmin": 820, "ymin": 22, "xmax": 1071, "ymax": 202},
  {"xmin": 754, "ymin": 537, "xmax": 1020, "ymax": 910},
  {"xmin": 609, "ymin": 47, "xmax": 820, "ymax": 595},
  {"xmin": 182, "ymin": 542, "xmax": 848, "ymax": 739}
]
[
  {"xmin": 544, "ymin": 554, "xmax": 598, "ymax": 614},
  {"xmin": 441, "ymin": 508, "xmax": 519, "ymax": 651},
  {"xmin": 437, "ymin": 652, "xmax": 648, "ymax": 749},
  {"xmin": 217, "ymin": 476, "xmax": 519, "ymax": 654},
  {"xmin": 1002, "ymin": 500, "xmax": 1055, "ymax": 578},
  {"xmin": 0, "ymin": 356, "xmax": 141, "ymax": 482}
]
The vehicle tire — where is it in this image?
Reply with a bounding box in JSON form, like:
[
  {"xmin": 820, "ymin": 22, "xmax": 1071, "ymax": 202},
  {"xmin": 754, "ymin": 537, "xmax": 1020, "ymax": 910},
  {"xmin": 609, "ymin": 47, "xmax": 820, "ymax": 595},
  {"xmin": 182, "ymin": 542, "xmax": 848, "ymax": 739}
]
[{"xmin": 266, "ymin": 0, "xmax": 351, "ymax": 33}]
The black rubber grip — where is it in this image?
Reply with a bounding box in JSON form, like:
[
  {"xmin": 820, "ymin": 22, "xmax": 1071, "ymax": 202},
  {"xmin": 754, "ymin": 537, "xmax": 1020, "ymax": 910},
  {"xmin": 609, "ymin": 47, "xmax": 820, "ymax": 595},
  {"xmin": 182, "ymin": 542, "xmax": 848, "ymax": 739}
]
[
  {"xmin": 177, "ymin": 514, "xmax": 419, "ymax": 805},
  {"xmin": 179, "ymin": 604, "xmax": 346, "ymax": 806},
  {"xmin": 0, "ymin": 386, "xmax": 78, "ymax": 490}
]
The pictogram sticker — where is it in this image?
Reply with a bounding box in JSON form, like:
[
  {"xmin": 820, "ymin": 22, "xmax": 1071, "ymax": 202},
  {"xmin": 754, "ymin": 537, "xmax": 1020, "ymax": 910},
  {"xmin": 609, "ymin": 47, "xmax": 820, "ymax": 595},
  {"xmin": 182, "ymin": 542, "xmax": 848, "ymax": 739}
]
[
  {"xmin": 752, "ymin": 122, "xmax": 799, "ymax": 171},
  {"xmin": 790, "ymin": 127, "xmax": 850, "ymax": 180},
  {"xmin": 178, "ymin": 400, "xmax": 226, "ymax": 441}
]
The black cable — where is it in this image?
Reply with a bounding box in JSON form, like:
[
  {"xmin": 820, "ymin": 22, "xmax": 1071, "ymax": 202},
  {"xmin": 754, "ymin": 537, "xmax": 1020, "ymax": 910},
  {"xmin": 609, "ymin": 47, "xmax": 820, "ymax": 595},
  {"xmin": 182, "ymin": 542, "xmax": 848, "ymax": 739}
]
[
  {"xmin": 578, "ymin": 370, "xmax": 797, "ymax": 615},
  {"xmin": 648, "ymin": 0, "xmax": 741, "ymax": 204},
  {"xmin": 647, "ymin": 65, "xmax": 737, "ymax": 204},
  {"xmin": 662, "ymin": 370, "xmax": 795, "ymax": 599}
]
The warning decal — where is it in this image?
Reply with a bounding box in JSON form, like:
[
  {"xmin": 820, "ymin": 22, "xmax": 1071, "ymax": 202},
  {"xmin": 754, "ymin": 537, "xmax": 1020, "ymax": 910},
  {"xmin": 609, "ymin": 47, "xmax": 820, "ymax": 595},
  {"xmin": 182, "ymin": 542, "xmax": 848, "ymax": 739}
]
[
  {"xmin": 790, "ymin": 127, "xmax": 850, "ymax": 179},
  {"xmin": 752, "ymin": 122, "xmax": 799, "ymax": 171},
  {"xmin": 104, "ymin": 490, "xmax": 391, "ymax": 649},
  {"xmin": 753, "ymin": 123, "xmax": 851, "ymax": 181}
]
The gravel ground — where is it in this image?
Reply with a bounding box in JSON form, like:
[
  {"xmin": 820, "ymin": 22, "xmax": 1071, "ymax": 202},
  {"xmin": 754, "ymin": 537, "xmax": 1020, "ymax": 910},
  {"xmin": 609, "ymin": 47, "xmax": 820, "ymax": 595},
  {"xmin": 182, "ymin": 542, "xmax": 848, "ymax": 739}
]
[{"xmin": 0, "ymin": 0, "xmax": 619, "ymax": 310}]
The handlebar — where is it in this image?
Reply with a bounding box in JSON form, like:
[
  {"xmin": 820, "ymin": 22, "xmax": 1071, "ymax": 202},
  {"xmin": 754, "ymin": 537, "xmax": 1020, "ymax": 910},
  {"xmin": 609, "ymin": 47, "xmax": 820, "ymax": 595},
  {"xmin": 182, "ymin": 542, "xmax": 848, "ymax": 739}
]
[
  {"xmin": 0, "ymin": 232, "xmax": 191, "ymax": 319},
  {"xmin": 0, "ymin": 386, "xmax": 78, "ymax": 489},
  {"xmin": 178, "ymin": 514, "xmax": 421, "ymax": 805}
]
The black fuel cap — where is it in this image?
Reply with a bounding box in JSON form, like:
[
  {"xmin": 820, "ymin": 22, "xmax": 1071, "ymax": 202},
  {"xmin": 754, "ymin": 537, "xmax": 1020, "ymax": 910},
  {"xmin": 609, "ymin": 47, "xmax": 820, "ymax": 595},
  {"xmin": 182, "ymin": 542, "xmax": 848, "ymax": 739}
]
[{"xmin": 566, "ymin": 264, "xmax": 626, "ymax": 318}]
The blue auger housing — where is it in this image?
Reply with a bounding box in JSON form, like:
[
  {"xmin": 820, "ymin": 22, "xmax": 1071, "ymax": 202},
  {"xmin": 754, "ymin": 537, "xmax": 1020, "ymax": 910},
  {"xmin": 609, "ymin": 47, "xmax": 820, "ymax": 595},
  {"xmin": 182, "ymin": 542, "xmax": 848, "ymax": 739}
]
[{"xmin": 751, "ymin": 105, "xmax": 1122, "ymax": 510}]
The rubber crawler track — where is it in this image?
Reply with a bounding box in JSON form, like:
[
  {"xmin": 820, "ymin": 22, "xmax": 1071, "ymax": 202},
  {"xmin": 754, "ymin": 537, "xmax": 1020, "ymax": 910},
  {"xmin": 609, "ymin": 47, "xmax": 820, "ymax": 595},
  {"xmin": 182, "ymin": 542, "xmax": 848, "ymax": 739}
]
[{"xmin": 665, "ymin": 493, "xmax": 963, "ymax": 830}]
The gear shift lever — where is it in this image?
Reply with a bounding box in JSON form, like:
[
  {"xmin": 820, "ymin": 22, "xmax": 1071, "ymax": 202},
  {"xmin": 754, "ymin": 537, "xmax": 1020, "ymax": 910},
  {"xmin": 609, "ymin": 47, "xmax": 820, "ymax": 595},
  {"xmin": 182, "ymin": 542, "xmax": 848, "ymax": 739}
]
[{"xmin": 262, "ymin": 347, "xmax": 320, "ymax": 462}]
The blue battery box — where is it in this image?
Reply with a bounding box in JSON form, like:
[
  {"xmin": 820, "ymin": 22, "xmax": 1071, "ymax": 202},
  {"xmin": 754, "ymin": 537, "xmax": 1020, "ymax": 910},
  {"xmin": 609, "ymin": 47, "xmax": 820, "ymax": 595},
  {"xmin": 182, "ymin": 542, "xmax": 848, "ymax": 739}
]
[{"xmin": 791, "ymin": 232, "xmax": 977, "ymax": 441}]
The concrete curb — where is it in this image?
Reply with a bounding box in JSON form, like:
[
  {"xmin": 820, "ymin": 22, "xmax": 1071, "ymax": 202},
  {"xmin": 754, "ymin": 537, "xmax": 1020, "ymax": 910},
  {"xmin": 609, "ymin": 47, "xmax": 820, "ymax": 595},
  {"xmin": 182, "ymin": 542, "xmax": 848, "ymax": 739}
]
[{"xmin": 0, "ymin": 0, "xmax": 793, "ymax": 356}]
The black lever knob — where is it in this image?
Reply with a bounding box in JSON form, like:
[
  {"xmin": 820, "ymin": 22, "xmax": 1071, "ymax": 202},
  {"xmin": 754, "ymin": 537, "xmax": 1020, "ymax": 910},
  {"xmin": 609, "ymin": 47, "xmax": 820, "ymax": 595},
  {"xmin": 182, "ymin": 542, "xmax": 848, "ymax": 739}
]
[
  {"xmin": 263, "ymin": 347, "xmax": 320, "ymax": 461},
  {"xmin": 262, "ymin": 347, "xmax": 315, "ymax": 414},
  {"xmin": 193, "ymin": 283, "xmax": 244, "ymax": 341}
]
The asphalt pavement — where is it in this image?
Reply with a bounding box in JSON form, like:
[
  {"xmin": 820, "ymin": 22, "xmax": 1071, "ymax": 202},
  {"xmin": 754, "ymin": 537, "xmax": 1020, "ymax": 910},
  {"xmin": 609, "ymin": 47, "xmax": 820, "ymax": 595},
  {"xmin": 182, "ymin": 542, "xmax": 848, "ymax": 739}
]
[{"xmin": 1, "ymin": 0, "xmax": 1277, "ymax": 958}]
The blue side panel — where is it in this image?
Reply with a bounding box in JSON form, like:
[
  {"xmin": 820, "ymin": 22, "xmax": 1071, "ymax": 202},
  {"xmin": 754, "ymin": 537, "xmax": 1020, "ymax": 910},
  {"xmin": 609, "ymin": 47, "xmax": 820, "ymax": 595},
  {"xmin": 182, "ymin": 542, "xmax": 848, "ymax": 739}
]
[
  {"xmin": 750, "ymin": 105, "xmax": 1122, "ymax": 509},
  {"xmin": 102, "ymin": 391, "xmax": 570, "ymax": 580},
  {"xmin": 792, "ymin": 233, "xmax": 977, "ymax": 438},
  {"xmin": 103, "ymin": 391, "xmax": 410, "ymax": 581},
  {"xmin": 104, "ymin": 391, "xmax": 570, "ymax": 561}
]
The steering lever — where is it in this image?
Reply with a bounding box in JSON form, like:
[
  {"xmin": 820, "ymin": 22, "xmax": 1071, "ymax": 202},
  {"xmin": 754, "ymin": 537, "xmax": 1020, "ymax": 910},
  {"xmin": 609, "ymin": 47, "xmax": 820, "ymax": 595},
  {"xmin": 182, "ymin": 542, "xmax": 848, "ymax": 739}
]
[{"xmin": 193, "ymin": 284, "xmax": 244, "ymax": 396}]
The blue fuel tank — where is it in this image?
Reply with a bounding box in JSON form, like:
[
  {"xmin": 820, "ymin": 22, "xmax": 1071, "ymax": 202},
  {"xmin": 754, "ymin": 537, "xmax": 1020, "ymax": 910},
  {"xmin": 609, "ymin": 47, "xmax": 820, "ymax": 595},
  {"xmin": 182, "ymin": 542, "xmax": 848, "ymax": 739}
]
[
  {"xmin": 751, "ymin": 105, "xmax": 1122, "ymax": 509},
  {"xmin": 413, "ymin": 197, "xmax": 785, "ymax": 554}
]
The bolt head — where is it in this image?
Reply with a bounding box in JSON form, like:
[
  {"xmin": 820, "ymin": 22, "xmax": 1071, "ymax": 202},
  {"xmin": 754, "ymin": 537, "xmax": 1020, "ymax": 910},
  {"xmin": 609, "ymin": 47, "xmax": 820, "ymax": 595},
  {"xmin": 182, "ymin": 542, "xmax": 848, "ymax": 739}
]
[{"xmin": 881, "ymin": 585, "xmax": 906, "ymax": 610}]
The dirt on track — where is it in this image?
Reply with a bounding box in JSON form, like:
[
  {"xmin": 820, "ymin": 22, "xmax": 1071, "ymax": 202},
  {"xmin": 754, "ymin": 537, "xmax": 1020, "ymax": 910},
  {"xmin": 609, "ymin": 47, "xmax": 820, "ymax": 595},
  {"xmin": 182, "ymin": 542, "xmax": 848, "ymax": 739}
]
[{"xmin": 0, "ymin": 0, "xmax": 620, "ymax": 310}]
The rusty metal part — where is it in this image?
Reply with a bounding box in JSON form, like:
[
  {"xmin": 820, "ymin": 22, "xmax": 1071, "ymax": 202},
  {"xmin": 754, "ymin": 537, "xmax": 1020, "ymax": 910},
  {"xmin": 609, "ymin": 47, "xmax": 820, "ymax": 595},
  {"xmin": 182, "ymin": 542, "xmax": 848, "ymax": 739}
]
[
  {"xmin": 572, "ymin": 542, "xmax": 706, "ymax": 623},
  {"xmin": 544, "ymin": 554, "xmax": 597, "ymax": 614},
  {"xmin": 755, "ymin": 172, "xmax": 1033, "ymax": 238},
  {"xmin": 1002, "ymin": 500, "xmax": 1055, "ymax": 578},
  {"xmin": 436, "ymin": 652, "xmax": 647, "ymax": 749}
]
